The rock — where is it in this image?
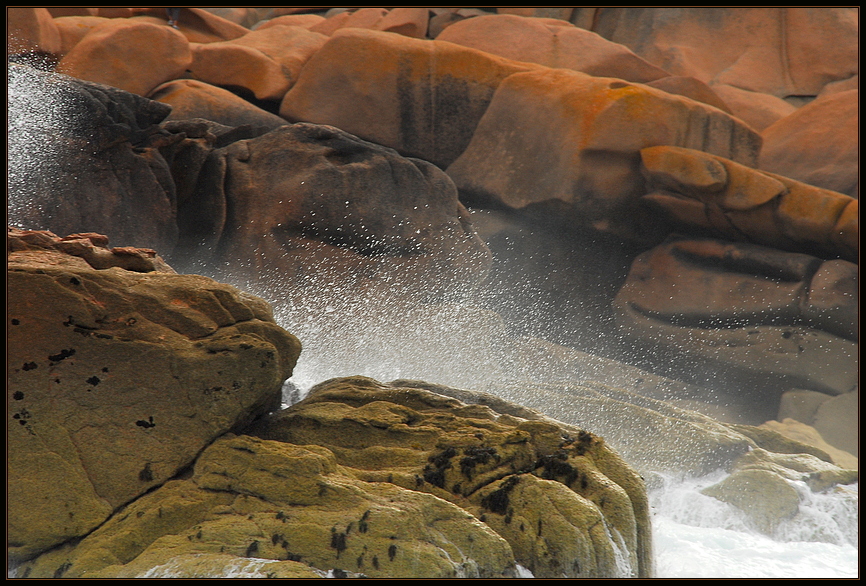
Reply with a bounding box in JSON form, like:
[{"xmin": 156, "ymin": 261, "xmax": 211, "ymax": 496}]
[
  {"xmin": 7, "ymin": 233, "xmax": 301, "ymax": 561},
  {"xmin": 250, "ymin": 377, "xmax": 652, "ymax": 578},
  {"xmin": 759, "ymin": 419, "xmax": 857, "ymax": 471},
  {"xmin": 255, "ymin": 14, "xmax": 327, "ymax": 31},
  {"xmin": 812, "ymin": 390, "xmax": 859, "ymax": 458},
  {"xmin": 280, "ymin": 28, "xmax": 539, "ymax": 169},
  {"xmin": 309, "ymin": 7, "xmax": 389, "ymax": 36},
  {"xmin": 437, "ymin": 14, "xmax": 670, "ymax": 83},
  {"xmin": 188, "ymin": 25, "xmax": 327, "ymax": 101},
  {"xmin": 640, "ymin": 145, "xmax": 858, "ymax": 261},
  {"xmin": 591, "ymin": 8, "xmax": 858, "ymax": 98},
  {"xmin": 7, "ymin": 7, "xmax": 62, "ymax": 55},
  {"xmin": 644, "ymin": 76, "xmax": 733, "ymax": 114},
  {"xmin": 446, "ymin": 69, "xmax": 760, "ymax": 245},
  {"xmin": 8, "ymin": 64, "xmax": 179, "ymax": 252},
  {"xmin": 760, "ymin": 90, "xmax": 858, "ymax": 198},
  {"xmin": 46, "ymin": 7, "xmax": 100, "ymax": 18},
  {"xmin": 16, "ymin": 435, "xmax": 517, "ymax": 579},
  {"xmin": 169, "ymin": 122, "xmax": 492, "ymax": 305},
  {"xmin": 705, "ymin": 83, "xmax": 796, "ymax": 131},
  {"xmin": 56, "ymin": 19, "xmax": 192, "ymax": 97},
  {"xmin": 701, "ymin": 448, "xmax": 858, "ymax": 534},
  {"xmin": 612, "ymin": 236, "xmax": 858, "ymax": 400},
  {"xmin": 52, "ymin": 15, "xmax": 112, "ymax": 55},
  {"xmin": 133, "ymin": 8, "xmax": 250, "ymax": 44},
  {"xmin": 372, "ymin": 7, "xmax": 430, "ymax": 38},
  {"xmin": 496, "ymin": 7, "xmax": 575, "ymax": 21},
  {"xmin": 149, "ymin": 79, "xmax": 290, "ymax": 130}
]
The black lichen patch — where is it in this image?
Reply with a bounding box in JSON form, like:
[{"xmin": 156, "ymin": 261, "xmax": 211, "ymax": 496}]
[
  {"xmin": 372, "ymin": 556, "xmax": 379, "ymax": 570},
  {"xmin": 480, "ymin": 475, "xmax": 521, "ymax": 515},
  {"xmin": 13, "ymin": 391, "xmax": 24, "ymax": 400},
  {"xmin": 245, "ymin": 540, "xmax": 259, "ymax": 558},
  {"xmin": 331, "ymin": 568, "xmax": 348, "ymax": 578},
  {"xmin": 48, "ymin": 348, "xmax": 76, "ymax": 363},
  {"xmin": 86, "ymin": 375, "xmax": 100, "ymax": 386},
  {"xmin": 330, "ymin": 527, "xmax": 347, "ymax": 557},
  {"xmin": 53, "ymin": 562, "xmax": 72, "ymax": 578},
  {"xmin": 359, "ymin": 510, "xmax": 370, "ymax": 533},
  {"xmin": 135, "ymin": 416, "xmax": 156, "ymax": 429},
  {"xmin": 536, "ymin": 450, "xmax": 580, "ymax": 485},
  {"xmin": 22, "ymin": 362, "xmax": 37, "ymax": 371},
  {"xmin": 138, "ymin": 462, "xmax": 154, "ymax": 482},
  {"xmin": 460, "ymin": 445, "xmax": 499, "ymax": 479},
  {"xmin": 387, "ymin": 544, "xmax": 397, "ymax": 562},
  {"xmin": 11, "ymin": 318, "xmax": 20, "ymax": 325},
  {"xmin": 69, "ymin": 276, "xmax": 81, "ymax": 285},
  {"xmin": 574, "ymin": 430, "xmax": 595, "ymax": 456},
  {"xmin": 423, "ymin": 446, "xmax": 457, "ymax": 488}
]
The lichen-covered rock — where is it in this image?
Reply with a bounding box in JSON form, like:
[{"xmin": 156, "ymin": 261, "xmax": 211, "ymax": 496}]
[
  {"xmin": 8, "ymin": 233, "xmax": 301, "ymax": 561},
  {"xmin": 446, "ymin": 68, "xmax": 760, "ymax": 244},
  {"xmin": 280, "ymin": 27, "xmax": 539, "ymax": 169},
  {"xmin": 640, "ymin": 145, "xmax": 858, "ymax": 262},
  {"xmin": 250, "ymin": 377, "xmax": 652, "ymax": 578},
  {"xmin": 612, "ymin": 236, "xmax": 858, "ymax": 399}
]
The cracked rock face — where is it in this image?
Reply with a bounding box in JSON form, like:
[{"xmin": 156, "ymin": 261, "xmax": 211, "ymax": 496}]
[{"xmin": 7, "ymin": 229, "xmax": 301, "ymax": 561}]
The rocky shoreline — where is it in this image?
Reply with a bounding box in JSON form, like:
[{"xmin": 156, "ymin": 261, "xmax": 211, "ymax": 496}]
[{"xmin": 8, "ymin": 7, "xmax": 858, "ymax": 578}]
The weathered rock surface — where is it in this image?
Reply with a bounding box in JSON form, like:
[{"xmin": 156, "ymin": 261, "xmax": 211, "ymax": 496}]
[
  {"xmin": 188, "ymin": 25, "xmax": 327, "ymax": 101},
  {"xmin": 170, "ymin": 122, "xmax": 492, "ymax": 304},
  {"xmin": 8, "ymin": 64, "xmax": 179, "ymax": 252},
  {"xmin": 56, "ymin": 19, "xmax": 192, "ymax": 97},
  {"xmin": 640, "ymin": 146, "xmax": 858, "ymax": 262},
  {"xmin": 436, "ymin": 14, "xmax": 670, "ymax": 83},
  {"xmin": 7, "ymin": 7, "xmax": 62, "ymax": 55},
  {"xmin": 613, "ymin": 236, "xmax": 858, "ymax": 400},
  {"xmin": 7, "ymin": 230, "xmax": 301, "ymax": 562},
  {"xmin": 760, "ymin": 90, "xmax": 859, "ymax": 199},
  {"xmin": 760, "ymin": 418, "xmax": 857, "ymax": 471},
  {"xmin": 701, "ymin": 449, "xmax": 857, "ymax": 536},
  {"xmin": 280, "ymin": 28, "xmax": 539, "ymax": 169},
  {"xmin": 149, "ymin": 79, "xmax": 289, "ymax": 130},
  {"xmin": 251, "ymin": 377, "xmax": 653, "ymax": 578},
  {"xmin": 446, "ymin": 68, "xmax": 760, "ymax": 244},
  {"xmin": 590, "ymin": 8, "xmax": 858, "ymax": 99}
]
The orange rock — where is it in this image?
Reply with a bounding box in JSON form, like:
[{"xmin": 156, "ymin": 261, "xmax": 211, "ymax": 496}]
[
  {"xmin": 592, "ymin": 7, "xmax": 858, "ymax": 98},
  {"xmin": 496, "ymin": 7, "xmax": 575, "ymax": 21},
  {"xmin": 707, "ymin": 84, "xmax": 795, "ymax": 132},
  {"xmin": 372, "ymin": 7, "xmax": 430, "ymax": 38},
  {"xmin": 7, "ymin": 7, "xmax": 61, "ymax": 55},
  {"xmin": 640, "ymin": 145, "xmax": 858, "ymax": 261},
  {"xmin": 446, "ymin": 69, "xmax": 760, "ymax": 244},
  {"xmin": 46, "ymin": 7, "xmax": 98, "ymax": 18},
  {"xmin": 255, "ymin": 14, "xmax": 327, "ymax": 31},
  {"xmin": 644, "ymin": 76, "xmax": 732, "ymax": 114},
  {"xmin": 57, "ymin": 19, "xmax": 192, "ymax": 97},
  {"xmin": 438, "ymin": 14, "xmax": 669, "ymax": 84},
  {"xmin": 310, "ymin": 7, "xmax": 389, "ymax": 36},
  {"xmin": 126, "ymin": 8, "xmax": 250, "ymax": 44},
  {"xmin": 760, "ymin": 90, "xmax": 858, "ymax": 199},
  {"xmin": 150, "ymin": 79, "xmax": 289, "ymax": 130},
  {"xmin": 281, "ymin": 28, "xmax": 540, "ymax": 169},
  {"xmin": 52, "ymin": 16, "xmax": 111, "ymax": 55},
  {"xmin": 190, "ymin": 25, "xmax": 327, "ymax": 102}
]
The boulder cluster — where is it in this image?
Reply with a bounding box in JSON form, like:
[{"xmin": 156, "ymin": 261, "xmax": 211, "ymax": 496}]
[{"xmin": 7, "ymin": 6, "xmax": 859, "ymax": 578}]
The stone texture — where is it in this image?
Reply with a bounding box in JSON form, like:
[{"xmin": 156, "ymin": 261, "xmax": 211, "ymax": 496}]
[
  {"xmin": 52, "ymin": 15, "xmax": 112, "ymax": 55},
  {"xmin": 759, "ymin": 419, "xmax": 857, "ymax": 471},
  {"xmin": 613, "ymin": 236, "xmax": 858, "ymax": 399},
  {"xmin": 437, "ymin": 14, "xmax": 670, "ymax": 83},
  {"xmin": 372, "ymin": 7, "xmax": 430, "ymax": 38},
  {"xmin": 7, "ymin": 7, "xmax": 62, "ymax": 55},
  {"xmin": 149, "ymin": 79, "xmax": 289, "ymax": 130},
  {"xmin": 250, "ymin": 377, "xmax": 652, "ymax": 578},
  {"xmin": 708, "ymin": 83, "xmax": 796, "ymax": 131},
  {"xmin": 640, "ymin": 146, "xmax": 858, "ymax": 262},
  {"xmin": 8, "ymin": 234, "xmax": 301, "ymax": 561},
  {"xmin": 189, "ymin": 25, "xmax": 327, "ymax": 101},
  {"xmin": 591, "ymin": 8, "xmax": 858, "ymax": 99},
  {"xmin": 280, "ymin": 27, "xmax": 539, "ymax": 169},
  {"xmin": 446, "ymin": 69, "xmax": 760, "ymax": 245},
  {"xmin": 760, "ymin": 90, "xmax": 858, "ymax": 199},
  {"xmin": 56, "ymin": 19, "xmax": 192, "ymax": 97},
  {"xmin": 644, "ymin": 76, "xmax": 733, "ymax": 114},
  {"xmin": 8, "ymin": 64, "xmax": 179, "ymax": 252},
  {"xmin": 169, "ymin": 122, "xmax": 492, "ymax": 305}
]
